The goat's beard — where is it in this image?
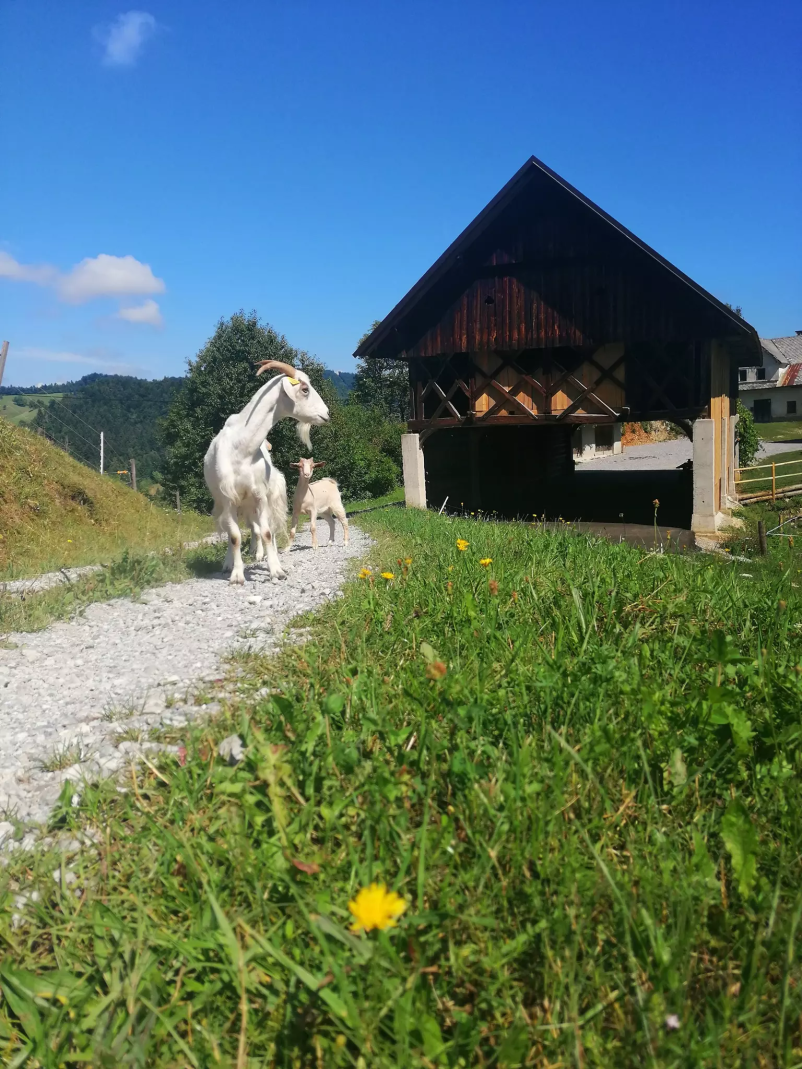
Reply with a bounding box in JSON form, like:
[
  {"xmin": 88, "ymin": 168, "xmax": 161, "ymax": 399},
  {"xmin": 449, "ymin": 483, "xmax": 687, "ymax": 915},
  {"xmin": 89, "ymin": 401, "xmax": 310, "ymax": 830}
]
[{"xmin": 295, "ymin": 422, "xmax": 313, "ymax": 450}]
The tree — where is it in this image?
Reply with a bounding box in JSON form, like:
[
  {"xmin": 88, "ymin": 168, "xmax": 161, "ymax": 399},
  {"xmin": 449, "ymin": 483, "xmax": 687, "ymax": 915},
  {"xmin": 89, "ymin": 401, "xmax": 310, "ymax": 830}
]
[
  {"xmin": 160, "ymin": 312, "xmax": 402, "ymax": 512},
  {"xmin": 351, "ymin": 320, "xmax": 410, "ymax": 422}
]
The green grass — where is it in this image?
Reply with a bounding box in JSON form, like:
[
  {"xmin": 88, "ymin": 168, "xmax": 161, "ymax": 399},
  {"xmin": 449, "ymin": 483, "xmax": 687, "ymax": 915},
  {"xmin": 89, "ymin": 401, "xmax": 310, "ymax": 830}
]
[
  {"xmin": 755, "ymin": 420, "xmax": 802, "ymax": 443},
  {"xmin": 0, "ymin": 543, "xmax": 227, "ymax": 635},
  {"xmin": 1, "ymin": 510, "xmax": 801, "ymax": 1066},
  {"xmin": 345, "ymin": 487, "xmax": 405, "ymax": 513},
  {"xmin": 0, "ymin": 417, "xmax": 213, "ymax": 578},
  {"xmin": 0, "ymin": 394, "xmax": 64, "ymax": 428}
]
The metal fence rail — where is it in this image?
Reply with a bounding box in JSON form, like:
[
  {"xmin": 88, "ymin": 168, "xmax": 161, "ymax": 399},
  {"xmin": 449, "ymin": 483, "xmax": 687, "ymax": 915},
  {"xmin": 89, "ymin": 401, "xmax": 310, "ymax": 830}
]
[{"xmin": 735, "ymin": 456, "xmax": 802, "ymax": 503}]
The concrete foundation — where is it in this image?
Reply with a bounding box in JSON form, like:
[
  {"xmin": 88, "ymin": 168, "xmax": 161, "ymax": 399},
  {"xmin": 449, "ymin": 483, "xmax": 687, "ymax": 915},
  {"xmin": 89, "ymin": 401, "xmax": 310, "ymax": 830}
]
[
  {"xmin": 574, "ymin": 424, "xmax": 596, "ymax": 463},
  {"xmin": 401, "ymin": 433, "xmax": 427, "ymax": 509},
  {"xmin": 691, "ymin": 418, "xmax": 733, "ymax": 535}
]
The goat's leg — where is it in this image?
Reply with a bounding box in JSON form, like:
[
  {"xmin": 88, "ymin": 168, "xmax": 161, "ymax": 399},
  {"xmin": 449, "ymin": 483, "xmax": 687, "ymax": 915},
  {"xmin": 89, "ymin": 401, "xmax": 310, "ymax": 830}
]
[
  {"xmin": 214, "ymin": 502, "xmax": 234, "ymax": 573},
  {"xmin": 221, "ymin": 505, "xmax": 246, "ymax": 585},
  {"xmin": 251, "ymin": 518, "xmax": 265, "ymax": 561},
  {"xmin": 309, "ymin": 506, "xmax": 319, "ymax": 550},
  {"xmin": 339, "ymin": 512, "xmax": 350, "ymax": 546},
  {"xmin": 255, "ymin": 499, "xmax": 286, "ymax": 580}
]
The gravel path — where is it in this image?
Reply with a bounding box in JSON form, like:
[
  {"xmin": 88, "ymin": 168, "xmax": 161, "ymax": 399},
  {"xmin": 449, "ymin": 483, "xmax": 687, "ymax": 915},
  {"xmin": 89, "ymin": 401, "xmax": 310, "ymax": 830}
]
[
  {"xmin": 0, "ymin": 528, "xmax": 369, "ymax": 842},
  {"xmin": 587, "ymin": 438, "xmax": 796, "ymax": 472}
]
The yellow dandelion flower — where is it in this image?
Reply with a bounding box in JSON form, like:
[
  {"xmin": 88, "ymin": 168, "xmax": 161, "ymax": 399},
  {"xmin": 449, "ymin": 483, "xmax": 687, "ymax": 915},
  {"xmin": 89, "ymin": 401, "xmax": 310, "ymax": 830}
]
[
  {"xmin": 358, "ymin": 567, "xmax": 372, "ymax": 579},
  {"xmin": 479, "ymin": 557, "xmax": 492, "ymax": 567},
  {"xmin": 67, "ymin": 539, "xmax": 73, "ymax": 543},
  {"xmin": 381, "ymin": 571, "xmax": 395, "ymax": 580},
  {"xmin": 348, "ymin": 882, "xmax": 407, "ymax": 932},
  {"xmin": 456, "ymin": 539, "xmax": 469, "ymax": 551},
  {"xmin": 404, "ymin": 557, "xmax": 412, "ymax": 565}
]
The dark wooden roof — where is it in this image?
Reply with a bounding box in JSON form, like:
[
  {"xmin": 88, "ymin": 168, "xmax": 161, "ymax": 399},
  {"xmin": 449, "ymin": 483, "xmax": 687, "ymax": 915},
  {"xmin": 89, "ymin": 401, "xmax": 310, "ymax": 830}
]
[{"xmin": 355, "ymin": 155, "xmax": 760, "ymax": 361}]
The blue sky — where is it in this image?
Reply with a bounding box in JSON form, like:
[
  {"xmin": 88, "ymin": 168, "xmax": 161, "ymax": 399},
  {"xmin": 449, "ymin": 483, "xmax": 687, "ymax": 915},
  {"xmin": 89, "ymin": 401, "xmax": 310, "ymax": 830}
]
[{"xmin": 1, "ymin": 0, "xmax": 799, "ymax": 387}]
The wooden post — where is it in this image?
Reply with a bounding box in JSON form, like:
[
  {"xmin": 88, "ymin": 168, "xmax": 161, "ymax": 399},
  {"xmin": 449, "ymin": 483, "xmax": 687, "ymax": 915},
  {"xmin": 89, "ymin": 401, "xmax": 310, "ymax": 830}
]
[
  {"xmin": 130, "ymin": 458, "xmax": 137, "ymax": 492},
  {"xmin": 0, "ymin": 341, "xmax": 8, "ymax": 388},
  {"xmin": 771, "ymin": 462, "xmax": 776, "ymax": 504},
  {"xmin": 175, "ymin": 490, "xmax": 181, "ymax": 514},
  {"xmin": 757, "ymin": 520, "xmax": 768, "ymax": 556},
  {"xmin": 100, "ymin": 431, "xmax": 104, "ymax": 474}
]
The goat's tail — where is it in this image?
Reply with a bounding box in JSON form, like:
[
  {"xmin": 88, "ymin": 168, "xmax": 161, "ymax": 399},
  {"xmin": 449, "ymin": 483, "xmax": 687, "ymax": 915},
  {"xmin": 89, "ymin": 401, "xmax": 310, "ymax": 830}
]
[{"xmin": 267, "ymin": 466, "xmax": 289, "ymax": 546}]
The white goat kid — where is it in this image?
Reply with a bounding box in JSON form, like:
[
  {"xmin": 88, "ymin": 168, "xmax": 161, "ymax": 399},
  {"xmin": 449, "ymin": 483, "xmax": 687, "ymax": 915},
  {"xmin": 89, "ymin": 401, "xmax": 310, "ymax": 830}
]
[
  {"xmin": 288, "ymin": 457, "xmax": 349, "ymax": 550},
  {"xmin": 204, "ymin": 362, "xmax": 330, "ymax": 584}
]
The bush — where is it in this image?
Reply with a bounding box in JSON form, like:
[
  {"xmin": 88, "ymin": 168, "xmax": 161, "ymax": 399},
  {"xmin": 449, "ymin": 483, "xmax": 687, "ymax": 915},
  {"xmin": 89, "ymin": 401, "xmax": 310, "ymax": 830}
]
[{"xmin": 737, "ymin": 399, "xmax": 760, "ymax": 468}]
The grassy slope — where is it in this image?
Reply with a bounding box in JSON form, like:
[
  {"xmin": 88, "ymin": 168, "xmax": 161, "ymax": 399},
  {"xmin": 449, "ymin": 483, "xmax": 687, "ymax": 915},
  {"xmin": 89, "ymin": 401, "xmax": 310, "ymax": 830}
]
[
  {"xmin": 756, "ymin": 420, "xmax": 802, "ymax": 443},
  {"xmin": 1, "ymin": 509, "xmax": 800, "ymax": 1066},
  {"xmin": 0, "ymin": 418, "xmax": 212, "ymax": 578},
  {"xmin": 0, "ymin": 394, "xmax": 63, "ymax": 428}
]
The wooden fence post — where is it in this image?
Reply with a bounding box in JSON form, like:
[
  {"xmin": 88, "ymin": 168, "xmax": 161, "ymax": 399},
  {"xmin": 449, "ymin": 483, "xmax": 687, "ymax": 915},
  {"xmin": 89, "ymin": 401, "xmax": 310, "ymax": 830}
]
[
  {"xmin": 757, "ymin": 520, "xmax": 768, "ymax": 556},
  {"xmin": 0, "ymin": 341, "xmax": 8, "ymax": 389},
  {"xmin": 129, "ymin": 458, "xmax": 137, "ymax": 493},
  {"xmin": 176, "ymin": 490, "xmax": 181, "ymax": 514}
]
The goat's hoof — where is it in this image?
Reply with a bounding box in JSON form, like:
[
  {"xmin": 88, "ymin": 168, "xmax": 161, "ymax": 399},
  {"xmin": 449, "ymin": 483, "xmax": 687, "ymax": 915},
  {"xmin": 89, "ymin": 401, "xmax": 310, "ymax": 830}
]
[
  {"xmin": 229, "ymin": 573, "xmax": 246, "ymax": 586},
  {"xmin": 271, "ymin": 570, "xmax": 287, "ymax": 581}
]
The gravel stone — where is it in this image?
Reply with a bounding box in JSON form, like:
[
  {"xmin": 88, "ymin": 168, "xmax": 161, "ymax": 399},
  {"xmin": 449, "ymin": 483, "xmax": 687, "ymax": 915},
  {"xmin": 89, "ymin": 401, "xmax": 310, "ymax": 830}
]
[
  {"xmin": 218, "ymin": 734, "xmax": 245, "ymax": 765},
  {"xmin": 0, "ymin": 529, "xmax": 370, "ymax": 830}
]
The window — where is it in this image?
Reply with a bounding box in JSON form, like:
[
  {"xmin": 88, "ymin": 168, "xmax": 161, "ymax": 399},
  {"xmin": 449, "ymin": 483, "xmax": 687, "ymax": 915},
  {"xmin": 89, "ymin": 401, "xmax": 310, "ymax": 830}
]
[
  {"xmin": 739, "ymin": 369, "xmax": 747, "ymax": 382},
  {"xmin": 788, "ymin": 401, "xmax": 797, "ymax": 415},
  {"xmin": 756, "ymin": 368, "xmax": 766, "ymax": 381}
]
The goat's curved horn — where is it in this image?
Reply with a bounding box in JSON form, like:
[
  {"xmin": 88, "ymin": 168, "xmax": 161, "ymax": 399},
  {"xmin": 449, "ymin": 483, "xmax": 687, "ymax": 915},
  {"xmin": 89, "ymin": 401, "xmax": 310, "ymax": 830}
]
[{"xmin": 255, "ymin": 359, "xmax": 299, "ymax": 378}]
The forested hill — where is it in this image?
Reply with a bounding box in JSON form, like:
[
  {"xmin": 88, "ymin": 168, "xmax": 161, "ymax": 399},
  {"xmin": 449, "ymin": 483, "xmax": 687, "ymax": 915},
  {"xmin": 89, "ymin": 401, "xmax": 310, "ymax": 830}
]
[
  {"xmin": 0, "ymin": 373, "xmax": 105, "ymax": 395},
  {"xmin": 32, "ymin": 376, "xmax": 184, "ymax": 482},
  {"xmin": 21, "ymin": 369, "xmax": 357, "ymax": 482},
  {"xmin": 322, "ymin": 369, "xmax": 356, "ymax": 398}
]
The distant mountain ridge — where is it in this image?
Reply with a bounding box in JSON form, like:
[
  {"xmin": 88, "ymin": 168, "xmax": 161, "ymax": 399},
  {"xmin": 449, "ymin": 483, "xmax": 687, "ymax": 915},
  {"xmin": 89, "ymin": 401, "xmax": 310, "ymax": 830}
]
[
  {"xmin": 2, "ymin": 369, "xmax": 357, "ymax": 483},
  {"xmin": 2, "ymin": 369, "xmax": 357, "ymax": 397}
]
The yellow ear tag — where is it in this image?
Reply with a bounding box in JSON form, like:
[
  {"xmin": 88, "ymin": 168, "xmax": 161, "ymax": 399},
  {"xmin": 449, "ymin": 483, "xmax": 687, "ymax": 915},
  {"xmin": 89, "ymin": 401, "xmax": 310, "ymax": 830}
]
[{"xmin": 287, "ymin": 377, "xmax": 300, "ymax": 386}]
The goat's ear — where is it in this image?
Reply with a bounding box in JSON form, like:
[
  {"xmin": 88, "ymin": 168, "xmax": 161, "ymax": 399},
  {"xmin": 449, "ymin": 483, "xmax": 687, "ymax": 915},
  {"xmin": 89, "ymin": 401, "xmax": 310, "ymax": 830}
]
[
  {"xmin": 281, "ymin": 377, "xmax": 300, "ymax": 400},
  {"xmin": 313, "ymin": 461, "xmax": 325, "ymax": 468}
]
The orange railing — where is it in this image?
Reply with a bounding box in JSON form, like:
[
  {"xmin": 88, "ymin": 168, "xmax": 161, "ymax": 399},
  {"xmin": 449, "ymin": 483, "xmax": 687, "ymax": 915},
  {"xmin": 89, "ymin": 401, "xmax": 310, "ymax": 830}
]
[{"xmin": 735, "ymin": 456, "xmax": 802, "ymax": 504}]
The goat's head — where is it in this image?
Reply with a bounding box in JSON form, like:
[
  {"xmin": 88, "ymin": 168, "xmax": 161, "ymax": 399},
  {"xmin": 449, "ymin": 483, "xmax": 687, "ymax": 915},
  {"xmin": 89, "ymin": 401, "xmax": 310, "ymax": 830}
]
[
  {"xmin": 290, "ymin": 457, "xmax": 325, "ymax": 480},
  {"xmin": 256, "ymin": 361, "xmax": 330, "ymax": 448}
]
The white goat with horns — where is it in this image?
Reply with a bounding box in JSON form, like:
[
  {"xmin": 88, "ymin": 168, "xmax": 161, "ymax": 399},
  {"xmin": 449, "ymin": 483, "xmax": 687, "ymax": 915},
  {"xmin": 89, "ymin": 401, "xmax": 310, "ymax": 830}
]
[
  {"xmin": 288, "ymin": 457, "xmax": 349, "ymax": 550},
  {"xmin": 204, "ymin": 361, "xmax": 330, "ymax": 584}
]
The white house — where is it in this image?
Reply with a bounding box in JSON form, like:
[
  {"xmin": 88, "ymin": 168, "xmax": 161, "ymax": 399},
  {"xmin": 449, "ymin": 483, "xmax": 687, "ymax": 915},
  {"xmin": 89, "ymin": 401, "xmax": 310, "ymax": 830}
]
[{"xmin": 740, "ymin": 333, "xmax": 802, "ymax": 422}]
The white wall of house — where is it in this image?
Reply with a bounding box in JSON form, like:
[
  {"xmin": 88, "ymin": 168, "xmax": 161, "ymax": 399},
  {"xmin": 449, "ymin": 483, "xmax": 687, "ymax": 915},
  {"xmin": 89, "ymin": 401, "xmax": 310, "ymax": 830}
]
[
  {"xmin": 740, "ymin": 385, "xmax": 802, "ymax": 421},
  {"xmin": 739, "ymin": 350, "xmax": 784, "ymax": 386}
]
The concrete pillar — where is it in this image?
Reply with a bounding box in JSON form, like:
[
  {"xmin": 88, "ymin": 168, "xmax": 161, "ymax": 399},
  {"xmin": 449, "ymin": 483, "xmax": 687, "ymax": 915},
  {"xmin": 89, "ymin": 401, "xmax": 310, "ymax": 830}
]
[
  {"xmin": 401, "ymin": 433, "xmax": 426, "ymax": 509},
  {"xmin": 574, "ymin": 424, "xmax": 596, "ymax": 464},
  {"xmin": 691, "ymin": 419, "xmax": 717, "ymax": 535},
  {"xmin": 612, "ymin": 423, "xmax": 623, "ymax": 455}
]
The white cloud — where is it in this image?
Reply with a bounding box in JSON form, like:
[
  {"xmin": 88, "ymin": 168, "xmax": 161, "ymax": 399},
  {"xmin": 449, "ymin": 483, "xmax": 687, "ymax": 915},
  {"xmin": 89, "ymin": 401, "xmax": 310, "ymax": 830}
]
[
  {"xmin": 94, "ymin": 11, "xmax": 157, "ymax": 67},
  {"xmin": 0, "ymin": 251, "xmax": 57, "ymax": 286},
  {"xmin": 117, "ymin": 298, "xmax": 163, "ymax": 327},
  {"xmin": 14, "ymin": 347, "xmax": 144, "ymax": 375},
  {"xmin": 57, "ymin": 254, "xmax": 165, "ymax": 304},
  {"xmin": 0, "ymin": 250, "xmax": 166, "ymax": 319}
]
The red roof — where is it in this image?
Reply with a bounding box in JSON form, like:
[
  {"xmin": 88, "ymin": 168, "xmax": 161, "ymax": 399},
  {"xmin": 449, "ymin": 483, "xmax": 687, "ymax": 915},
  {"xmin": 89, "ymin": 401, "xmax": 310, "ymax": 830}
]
[{"xmin": 783, "ymin": 363, "xmax": 802, "ymax": 386}]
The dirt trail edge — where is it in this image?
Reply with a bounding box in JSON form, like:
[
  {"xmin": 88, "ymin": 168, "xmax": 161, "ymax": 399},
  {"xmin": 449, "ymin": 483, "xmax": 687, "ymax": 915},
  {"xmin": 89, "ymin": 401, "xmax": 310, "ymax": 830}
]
[{"xmin": 0, "ymin": 528, "xmax": 370, "ymax": 843}]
